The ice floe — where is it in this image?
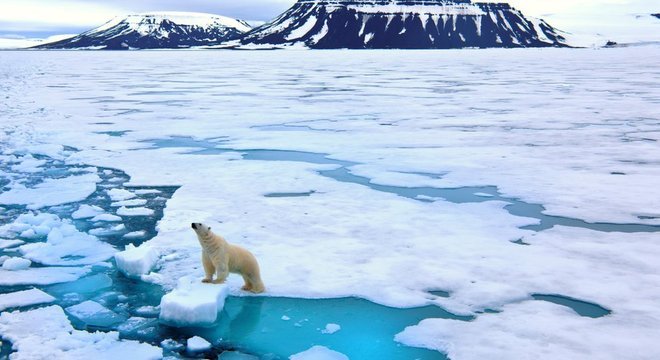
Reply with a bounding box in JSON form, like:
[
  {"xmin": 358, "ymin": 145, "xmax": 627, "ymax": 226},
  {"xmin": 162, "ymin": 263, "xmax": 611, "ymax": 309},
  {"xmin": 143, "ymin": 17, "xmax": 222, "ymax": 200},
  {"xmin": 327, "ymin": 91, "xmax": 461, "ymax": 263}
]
[
  {"xmin": 290, "ymin": 346, "xmax": 348, "ymax": 360},
  {"xmin": 114, "ymin": 244, "xmax": 159, "ymax": 277},
  {"xmin": 186, "ymin": 335, "xmax": 212, "ymax": 353},
  {"xmin": 0, "ymin": 173, "xmax": 100, "ymax": 209},
  {"xmin": 159, "ymin": 277, "xmax": 229, "ymax": 327},
  {"xmin": 0, "ymin": 305, "xmax": 160, "ymax": 359},
  {"xmin": 0, "ymin": 289, "xmax": 55, "ymax": 311}
]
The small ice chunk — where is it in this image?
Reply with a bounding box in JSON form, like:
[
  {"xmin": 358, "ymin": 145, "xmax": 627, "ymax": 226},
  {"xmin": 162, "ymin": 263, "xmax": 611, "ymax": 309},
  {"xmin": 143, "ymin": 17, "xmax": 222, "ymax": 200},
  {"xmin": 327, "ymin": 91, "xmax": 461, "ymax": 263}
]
[
  {"xmin": 111, "ymin": 199, "xmax": 147, "ymax": 207},
  {"xmin": 66, "ymin": 300, "xmax": 126, "ymax": 328},
  {"xmin": 290, "ymin": 346, "xmax": 349, "ymax": 360},
  {"xmin": 114, "ymin": 244, "xmax": 160, "ymax": 277},
  {"xmin": 123, "ymin": 231, "xmax": 147, "ymax": 239},
  {"xmin": 108, "ymin": 189, "xmax": 136, "ymax": 201},
  {"xmin": 72, "ymin": 205, "xmax": 105, "ymax": 219},
  {"xmin": 91, "ymin": 214, "xmax": 122, "ymax": 222},
  {"xmin": 321, "ymin": 323, "xmax": 341, "ymax": 334},
  {"xmin": 0, "ymin": 239, "xmax": 25, "ymax": 249},
  {"xmin": 117, "ymin": 206, "xmax": 154, "ymax": 217},
  {"xmin": 159, "ymin": 277, "xmax": 229, "ymax": 327},
  {"xmin": 2, "ymin": 257, "xmax": 31, "ymax": 270},
  {"xmin": 134, "ymin": 305, "xmax": 160, "ymax": 317},
  {"xmin": 134, "ymin": 189, "xmax": 161, "ymax": 195},
  {"xmin": 0, "ymin": 288, "xmax": 56, "ymax": 311},
  {"xmin": 161, "ymin": 338, "xmax": 184, "ymax": 352},
  {"xmin": 186, "ymin": 336, "xmax": 212, "ymax": 353},
  {"xmin": 281, "ymin": 315, "xmax": 291, "ymax": 321},
  {"xmin": 117, "ymin": 317, "xmax": 158, "ymax": 336},
  {"xmin": 89, "ymin": 224, "xmax": 126, "ymax": 236},
  {"xmin": 474, "ymin": 192, "xmax": 495, "ymax": 197}
]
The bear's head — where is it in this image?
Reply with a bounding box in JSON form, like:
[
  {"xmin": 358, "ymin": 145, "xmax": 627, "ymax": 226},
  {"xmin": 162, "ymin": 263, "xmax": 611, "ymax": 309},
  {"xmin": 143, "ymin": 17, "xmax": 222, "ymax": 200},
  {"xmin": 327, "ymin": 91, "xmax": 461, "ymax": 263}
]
[{"xmin": 191, "ymin": 222, "xmax": 212, "ymax": 238}]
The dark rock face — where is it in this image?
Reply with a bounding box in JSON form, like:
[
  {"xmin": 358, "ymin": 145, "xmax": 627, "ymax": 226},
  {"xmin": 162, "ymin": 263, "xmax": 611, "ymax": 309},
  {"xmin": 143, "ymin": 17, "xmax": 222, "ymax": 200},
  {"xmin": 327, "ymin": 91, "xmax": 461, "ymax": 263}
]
[
  {"xmin": 35, "ymin": 13, "xmax": 251, "ymax": 50},
  {"xmin": 240, "ymin": 0, "xmax": 568, "ymax": 49},
  {"xmin": 652, "ymin": 13, "xmax": 660, "ymax": 20}
]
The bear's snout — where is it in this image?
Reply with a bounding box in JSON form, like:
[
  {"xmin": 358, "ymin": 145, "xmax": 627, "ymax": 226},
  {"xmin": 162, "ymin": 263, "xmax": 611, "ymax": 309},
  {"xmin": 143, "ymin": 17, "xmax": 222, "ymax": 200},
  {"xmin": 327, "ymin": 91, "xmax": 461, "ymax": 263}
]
[{"xmin": 191, "ymin": 223, "xmax": 198, "ymax": 230}]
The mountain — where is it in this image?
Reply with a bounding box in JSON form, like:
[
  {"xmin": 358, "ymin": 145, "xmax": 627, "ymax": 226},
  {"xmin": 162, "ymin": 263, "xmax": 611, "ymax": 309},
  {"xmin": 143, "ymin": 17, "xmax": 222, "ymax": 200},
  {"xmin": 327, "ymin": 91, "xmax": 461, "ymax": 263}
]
[
  {"xmin": 238, "ymin": 0, "xmax": 568, "ymax": 49},
  {"xmin": 35, "ymin": 12, "xmax": 251, "ymax": 50}
]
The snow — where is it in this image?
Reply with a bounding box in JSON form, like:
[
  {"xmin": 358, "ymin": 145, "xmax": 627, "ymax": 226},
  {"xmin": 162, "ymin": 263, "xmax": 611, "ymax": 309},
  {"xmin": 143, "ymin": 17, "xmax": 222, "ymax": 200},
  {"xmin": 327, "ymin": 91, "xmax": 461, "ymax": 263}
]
[
  {"xmin": 285, "ymin": 16, "xmax": 318, "ymax": 41},
  {"xmin": 116, "ymin": 206, "xmax": 154, "ymax": 217},
  {"xmin": 345, "ymin": 3, "xmax": 486, "ymax": 16},
  {"xmin": 114, "ymin": 244, "xmax": 160, "ymax": 277},
  {"xmin": 0, "ymin": 173, "xmax": 100, "ymax": 209},
  {"xmin": 0, "ymin": 289, "xmax": 55, "ymax": 311},
  {"xmin": 159, "ymin": 277, "xmax": 230, "ymax": 327},
  {"xmin": 1, "ymin": 257, "xmax": 31, "ymax": 270},
  {"xmin": 186, "ymin": 335, "xmax": 212, "ymax": 352},
  {"xmin": 289, "ymin": 346, "xmax": 348, "ymax": 360},
  {"xmin": 321, "ymin": 323, "xmax": 341, "ymax": 334},
  {"xmin": 0, "ymin": 305, "xmax": 161, "ymax": 359},
  {"xmin": 123, "ymin": 230, "xmax": 147, "ymax": 239}
]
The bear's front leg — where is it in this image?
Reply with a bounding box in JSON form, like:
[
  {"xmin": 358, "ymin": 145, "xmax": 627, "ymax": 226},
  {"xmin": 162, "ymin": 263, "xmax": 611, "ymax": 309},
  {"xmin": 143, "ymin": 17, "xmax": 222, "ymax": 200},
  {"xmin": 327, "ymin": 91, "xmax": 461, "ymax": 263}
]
[
  {"xmin": 202, "ymin": 252, "xmax": 215, "ymax": 283},
  {"xmin": 213, "ymin": 263, "xmax": 229, "ymax": 284}
]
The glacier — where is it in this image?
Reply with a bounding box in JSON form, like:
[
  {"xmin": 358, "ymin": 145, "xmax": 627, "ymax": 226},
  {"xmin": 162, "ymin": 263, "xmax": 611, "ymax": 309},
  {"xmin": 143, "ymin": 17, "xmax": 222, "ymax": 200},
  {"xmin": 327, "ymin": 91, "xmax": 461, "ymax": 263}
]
[{"xmin": 1, "ymin": 47, "xmax": 659, "ymax": 359}]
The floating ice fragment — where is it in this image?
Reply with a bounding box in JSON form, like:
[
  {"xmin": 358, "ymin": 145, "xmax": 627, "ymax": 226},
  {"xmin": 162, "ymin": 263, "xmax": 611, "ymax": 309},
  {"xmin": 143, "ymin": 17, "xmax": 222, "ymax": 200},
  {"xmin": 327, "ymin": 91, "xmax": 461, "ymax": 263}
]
[
  {"xmin": 108, "ymin": 188, "xmax": 136, "ymax": 201},
  {"xmin": 91, "ymin": 214, "xmax": 122, "ymax": 222},
  {"xmin": 321, "ymin": 323, "xmax": 341, "ymax": 334},
  {"xmin": 0, "ymin": 173, "xmax": 100, "ymax": 209},
  {"xmin": 0, "ymin": 305, "xmax": 160, "ymax": 359},
  {"xmin": 281, "ymin": 315, "xmax": 291, "ymax": 321},
  {"xmin": 111, "ymin": 199, "xmax": 147, "ymax": 207},
  {"xmin": 0, "ymin": 239, "xmax": 24, "ymax": 249},
  {"xmin": 290, "ymin": 346, "xmax": 349, "ymax": 360},
  {"xmin": 90, "ymin": 224, "xmax": 126, "ymax": 236},
  {"xmin": 117, "ymin": 317, "xmax": 158, "ymax": 337},
  {"xmin": 114, "ymin": 244, "xmax": 160, "ymax": 277},
  {"xmin": 66, "ymin": 300, "xmax": 126, "ymax": 328},
  {"xmin": 159, "ymin": 276, "xmax": 229, "ymax": 327},
  {"xmin": 123, "ymin": 230, "xmax": 147, "ymax": 239},
  {"xmin": 117, "ymin": 206, "xmax": 154, "ymax": 217},
  {"xmin": 134, "ymin": 189, "xmax": 161, "ymax": 195},
  {"xmin": 72, "ymin": 205, "xmax": 105, "ymax": 219},
  {"xmin": 0, "ymin": 266, "xmax": 90, "ymax": 286},
  {"xmin": 48, "ymin": 273, "xmax": 113, "ymax": 297},
  {"xmin": 0, "ymin": 288, "xmax": 55, "ymax": 311},
  {"xmin": 187, "ymin": 336, "xmax": 212, "ymax": 353},
  {"xmin": 1, "ymin": 257, "xmax": 31, "ymax": 270}
]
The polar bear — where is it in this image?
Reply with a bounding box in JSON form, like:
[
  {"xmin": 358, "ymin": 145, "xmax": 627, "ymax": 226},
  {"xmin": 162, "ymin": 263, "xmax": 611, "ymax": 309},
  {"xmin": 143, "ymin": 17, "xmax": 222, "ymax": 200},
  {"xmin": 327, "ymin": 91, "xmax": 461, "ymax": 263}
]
[{"xmin": 191, "ymin": 222, "xmax": 265, "ymax": 293}]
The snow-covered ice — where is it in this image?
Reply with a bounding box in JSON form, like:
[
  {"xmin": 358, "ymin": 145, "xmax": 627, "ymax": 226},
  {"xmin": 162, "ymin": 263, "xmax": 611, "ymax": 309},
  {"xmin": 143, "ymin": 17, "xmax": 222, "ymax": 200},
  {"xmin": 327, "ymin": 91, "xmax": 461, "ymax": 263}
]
[
  {"xmin": 290, "ymin": 346, "xmax": 349, "ymax": 360},
  {"xmin": 116, "ymin": 206, "xmax": 154, "ymax": 217},
  {"xmin": 0, "ymin": 289, "xmax": 55, "ymax": 311},
  {"xmin": 321, "ymin": 323, "xmax": 341, "ymax": 334},
  {"xmin": 72, "ymin": 204, "xmax": 105, "ymax": 219},
  {"xmin": 0, "ymin": 305, "xmax": 160, "ymax": 359},
  {"xmin": 0, "ymin": 173, "xmax": 100, "ymax": 209},
  {"xmin": 159, "ymin": 277, "xmax": 230, "ymax": 327},
  {"xmin": 114, "ymin": 244, "xmax": 159, "ymax": 277},
  {"xmin": 186, "ymin": 335, "xmax": 212, "ymax": 352},
  {"xmin": 1, "ymin": 48, "xmax": 659, "ymax": 359},
  {"xmin": 66, "ymin": 300, "xmax": 126, "ymax": 328},
  {"xmin": 1, "ymin": 257, "xmax": 31, "ymax": 270}
]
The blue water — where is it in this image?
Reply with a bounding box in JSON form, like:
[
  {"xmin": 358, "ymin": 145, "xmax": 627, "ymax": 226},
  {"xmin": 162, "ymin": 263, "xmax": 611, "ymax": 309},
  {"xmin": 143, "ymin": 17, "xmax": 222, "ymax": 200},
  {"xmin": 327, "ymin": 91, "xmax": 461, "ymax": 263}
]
[{"xmin": 0, "ymin": 149, "xmax": 616, "ymax": 359}]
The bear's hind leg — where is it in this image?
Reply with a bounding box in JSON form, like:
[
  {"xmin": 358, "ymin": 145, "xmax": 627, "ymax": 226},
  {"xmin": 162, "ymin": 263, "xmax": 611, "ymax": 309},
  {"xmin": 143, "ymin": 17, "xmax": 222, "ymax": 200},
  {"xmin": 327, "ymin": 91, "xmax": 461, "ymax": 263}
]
[{"xmin": 202, "ymin": 252, "xmax": 215, "ymax": 283}]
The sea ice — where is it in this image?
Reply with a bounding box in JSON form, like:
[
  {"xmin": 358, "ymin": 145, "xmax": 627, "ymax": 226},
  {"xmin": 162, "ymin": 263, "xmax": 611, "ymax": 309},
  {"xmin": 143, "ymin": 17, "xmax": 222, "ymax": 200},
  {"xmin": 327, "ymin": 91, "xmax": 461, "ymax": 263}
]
[
  {"xmin": 0, "ymin": 239, "xmax": 24, "ymax": 249},
  {"xmin": 321, "ymin": 323, "xmax": 341, "ymax": 334},
  {"xmin": 108, "ymin": 189, "xmax": 136, "ymax": 201},
  {"xmin": 123, "ymin": 230, "xmax": 147, "ymax": 239},
  {"xmin": 186, "ymin": 335, "xmax": 212, "ymax": 353},
  {"xmin": 0, "ymin": 305, "xmax": 160, "ymax": 359},
  {"xmin": 91, "ymin": 214, "xmax": 123, "ymax": 222},
  {"xmin": 1, "ymin": 257, "xmax": 31, "ymax": 270},
  {"xmin": 114, "ymin": 244, "xmax": 160, "ymax": 277},
  {"xmin": 0, "ymin": 266, "xmax": 90, "ymax": 286},
  {"xmin": 159, "ymin": 277, "xmax": 229, "ymax": 327},
  {"xmin": 116, "ymin": 206, "xmax": 154, "ymax": 217},
  {"xmin": 0, "ymin": 172, "xmax": 100, "ymax": 209},
  {"xmin": 289, "ymin": 346, "xmax": 349, "ymax": 360},
  {"xmin": 0, "ymin": 288, "xmax": 55, "ymax": 311},
  {"xmin": 72, "ymin": 205, "xmax": 105, "ymax": 219},
  {"xmin": 66, "ymin": 300, "xmax": 126, "ymax": 328},
  {"xmin": 111, "ymin": 199, "xmax": 147, "ymax": 207}
]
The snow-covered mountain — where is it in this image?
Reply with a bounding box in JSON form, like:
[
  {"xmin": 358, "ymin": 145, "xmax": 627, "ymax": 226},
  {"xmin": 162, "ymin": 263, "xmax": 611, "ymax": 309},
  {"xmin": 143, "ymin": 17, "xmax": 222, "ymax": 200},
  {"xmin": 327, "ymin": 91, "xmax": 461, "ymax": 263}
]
[
  {"xmin": 238, "ymin": 0, "xmax": 568, "ymax": 49},
  {"xmin": 35, "ymin": 12, "xmax": 252, "ymax": 50}
]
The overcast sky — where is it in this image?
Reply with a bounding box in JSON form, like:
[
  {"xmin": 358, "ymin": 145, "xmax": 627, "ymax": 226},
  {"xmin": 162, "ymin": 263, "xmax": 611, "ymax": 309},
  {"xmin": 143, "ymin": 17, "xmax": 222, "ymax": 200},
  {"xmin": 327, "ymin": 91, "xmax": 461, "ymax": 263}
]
[{"xmin": 0, "ymin": 0, "xmax": 657, "ymax": 38}]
